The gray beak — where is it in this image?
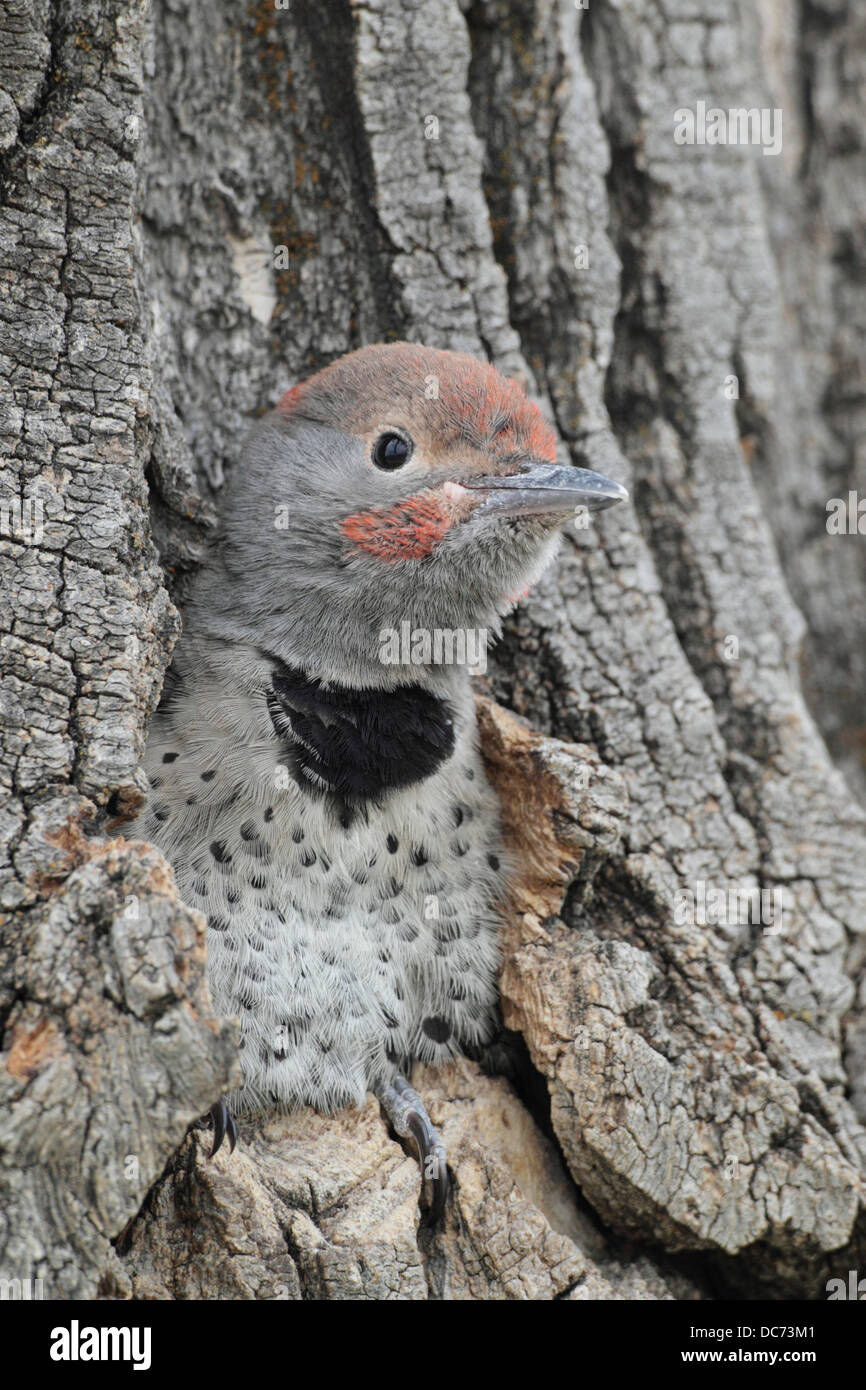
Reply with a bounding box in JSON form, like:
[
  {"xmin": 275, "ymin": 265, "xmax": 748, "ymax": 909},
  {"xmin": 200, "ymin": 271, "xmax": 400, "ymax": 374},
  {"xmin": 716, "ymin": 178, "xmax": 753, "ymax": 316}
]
[{"xmin": 464, "ymin": 462, "xmax": 629, "ymax": 519}]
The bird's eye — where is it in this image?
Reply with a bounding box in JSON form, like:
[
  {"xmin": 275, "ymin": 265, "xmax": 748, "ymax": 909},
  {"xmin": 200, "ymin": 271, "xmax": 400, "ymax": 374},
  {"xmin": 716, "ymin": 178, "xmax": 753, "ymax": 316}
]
[{"xmin": 372, "ymin": 432, "xmax": 413, "ymax": 470}]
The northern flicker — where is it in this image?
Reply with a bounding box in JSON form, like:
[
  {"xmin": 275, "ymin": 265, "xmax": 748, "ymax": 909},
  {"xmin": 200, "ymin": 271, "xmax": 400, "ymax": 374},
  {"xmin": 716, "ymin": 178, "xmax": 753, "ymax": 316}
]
[{"xmin": 128, "ymin": 343, "xmax": 627, "ymax": 1221}]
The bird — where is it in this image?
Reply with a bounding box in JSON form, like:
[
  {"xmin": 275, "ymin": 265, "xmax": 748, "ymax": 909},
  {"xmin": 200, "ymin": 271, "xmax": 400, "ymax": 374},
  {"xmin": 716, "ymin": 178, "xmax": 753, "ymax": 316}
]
[{"xmin": 127, "ymin": 342, "xmax": 627, "ymax": 1222}]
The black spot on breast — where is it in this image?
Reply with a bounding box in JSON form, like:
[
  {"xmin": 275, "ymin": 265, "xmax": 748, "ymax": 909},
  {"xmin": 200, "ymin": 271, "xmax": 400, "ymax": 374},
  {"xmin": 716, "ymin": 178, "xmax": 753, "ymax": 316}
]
[
  {"xmin": 240, "ymin": 821, "xmax": 258, "ymax": 841},
  {"xmin": 453, "ymin": 806, "xmax": 463, "ymax": 826},
  {"xmin": 150, "ymin": 776, "xmax": 163, "ymax": 790},
  {"xmin": 435, "ymin": 920, "xmax": 462, "ymax": 944},
  {"xmin": 422, "ymin": 1016, "xmax": 451, "ymax": 1043},
  {"xmin": 487, "ymin": 853, "xmax": 500, "ymax": 870},
  {"xmin": 386, "ymin": 833, "xmax": 399, "ymax": 853},
  {"xmin": 227, "ymin": 888, "xmax": 241, "ymax": 905},
  {"xmin": 412, "ymin": 847, "xmax": 428, "ymax": 866},
  {"xmin": 193, "ymin": 877, "xmax": 207, "ymax": 896},
  {"xmin": 201, "ymin": 770, "xmax": 216, "ymax": 782},
  {"xmin": 209, "ymin": 916, "xmax": 230, "ymax": 932},
  {"xmin": 249, "ymin": 874, "xmax": 268, "ymax": 890},
  {"xmin": 465, "ymin": 768, "xmax": 475, "ymax": 781},
  {"xmin": 300, "ymin": 849, "xmax": 317, "ymax": 868},
  {"xmin": 210, "ymin": 841, "xmax": 231, "ymax": 864},
  {"xmin": 452, "ymin": 839, "xmax": 469, "ymax": 857},
  {"xmin": 186, "ymin": 796, "xmax": 197, "ymax": 806},
  {"xmin": 292, "ymin": 828, "xmax": 304, "ymax": 843},
  {"xmin": 264, "ymin": 807, "xmax": 275, "ymax": 822},
  {"xmin": 154, "ymin": 806, "xmax": 169, "ymax": 822},
  {"xmin": 162, "ymin": 752, "xmax": 178, "ymax": 764}
]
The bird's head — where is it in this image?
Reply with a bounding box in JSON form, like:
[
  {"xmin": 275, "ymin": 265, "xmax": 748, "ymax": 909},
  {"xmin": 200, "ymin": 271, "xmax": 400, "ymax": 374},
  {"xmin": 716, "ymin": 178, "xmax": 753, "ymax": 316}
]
[{"xmin": 193, "ymin": 343, "xmax": 627, "ymax": 688}]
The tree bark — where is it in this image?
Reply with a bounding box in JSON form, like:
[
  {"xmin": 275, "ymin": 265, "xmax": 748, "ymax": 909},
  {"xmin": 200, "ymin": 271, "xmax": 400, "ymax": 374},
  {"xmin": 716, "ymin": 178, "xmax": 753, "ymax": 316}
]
[{"xmin": 2, "ymin": 0, "xmax": 865, "ymax": 1300}]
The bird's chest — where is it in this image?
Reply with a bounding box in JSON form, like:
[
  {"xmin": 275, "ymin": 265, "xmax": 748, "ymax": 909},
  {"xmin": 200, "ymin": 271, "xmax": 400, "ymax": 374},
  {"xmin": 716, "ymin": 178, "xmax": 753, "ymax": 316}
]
[
  {"xmin": 174, "ymin": 767, "xmax": 501, "ymax": 952},
  {"xmin": 133, "ymin": 685, "xmax": 508, "ymax": 1105}
]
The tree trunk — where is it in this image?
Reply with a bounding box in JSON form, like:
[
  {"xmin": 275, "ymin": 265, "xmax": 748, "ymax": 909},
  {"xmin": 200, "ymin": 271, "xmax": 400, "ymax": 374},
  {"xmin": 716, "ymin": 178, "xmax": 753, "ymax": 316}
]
[{"xmin": 2, "ymin": 0, "xmax": 865, "ymax": 1300}]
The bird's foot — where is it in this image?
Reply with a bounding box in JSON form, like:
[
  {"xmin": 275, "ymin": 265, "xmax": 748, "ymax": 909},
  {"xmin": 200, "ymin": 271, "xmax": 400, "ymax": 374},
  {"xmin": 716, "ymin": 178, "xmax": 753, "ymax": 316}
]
[
  {"xmin": 378, "ymin": 1074, "xmax": 448, "ymax": 1226},
  {"xmin": 207, "ymin": 1098, "xmax": 238, "ymax": 1157}
]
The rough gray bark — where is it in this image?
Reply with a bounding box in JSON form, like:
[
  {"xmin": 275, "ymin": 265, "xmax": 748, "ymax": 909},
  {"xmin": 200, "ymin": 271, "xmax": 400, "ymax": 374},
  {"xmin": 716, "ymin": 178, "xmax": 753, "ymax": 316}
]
[{"xmin": 2, "ymin": 0, "xmax": 865, "ymax": 1300}]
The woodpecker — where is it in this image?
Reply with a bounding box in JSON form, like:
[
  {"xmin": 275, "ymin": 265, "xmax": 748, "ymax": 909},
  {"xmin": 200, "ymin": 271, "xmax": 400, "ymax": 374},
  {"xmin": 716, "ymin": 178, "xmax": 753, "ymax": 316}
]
[{"xmin": 129, "ymin": 343, "xmax": 627, "ymax": 1221}]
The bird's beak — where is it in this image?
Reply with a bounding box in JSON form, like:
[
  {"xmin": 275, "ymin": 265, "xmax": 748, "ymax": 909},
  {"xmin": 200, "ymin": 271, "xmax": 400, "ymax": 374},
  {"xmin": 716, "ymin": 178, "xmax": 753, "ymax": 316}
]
[{"xmin": 462, "ymin": 461, "xmax": 629, "ymax": 519}]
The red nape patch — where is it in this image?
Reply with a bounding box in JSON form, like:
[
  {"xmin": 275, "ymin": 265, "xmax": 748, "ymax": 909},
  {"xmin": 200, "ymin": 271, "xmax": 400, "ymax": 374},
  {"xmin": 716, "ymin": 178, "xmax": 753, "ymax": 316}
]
[
  {"xmin": 340, "ymin": 494, "xmax": 452, "ymax": 561},
  {"xmin": 277, "ymin": 381, "xmax": 308, "ymax": 413},
  {"xmin": 432, "ymin": 358, "xmax": 559, "ymax": 464}
]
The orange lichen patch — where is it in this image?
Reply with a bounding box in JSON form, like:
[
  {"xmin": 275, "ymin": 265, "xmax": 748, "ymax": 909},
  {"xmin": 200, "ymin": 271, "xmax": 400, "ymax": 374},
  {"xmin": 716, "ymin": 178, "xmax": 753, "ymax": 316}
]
[
  {"xmin": 341, "ymin": 492, "xmax": 453, "ymax": 561},
  {"xmin": 6, "ymin": 1017, "xmax": 60, "ymax": 1081},
  {"xmin": 39, "ymin": 822, "xmax": 132, "ymax": 889},
  {"xmin": 28, "ymin": 813, "xmax": 106, "ymax": 894},
  {"xmin": 39, "ymin": 824, "xmax": 171, "ymax": 894},
  {"xmin": 44, "ymin": 818, "xmax": 103, "ymax": 863},
  {"xmin": 475, "ymin": 697, "xmax": 585, "ymax": 923}
]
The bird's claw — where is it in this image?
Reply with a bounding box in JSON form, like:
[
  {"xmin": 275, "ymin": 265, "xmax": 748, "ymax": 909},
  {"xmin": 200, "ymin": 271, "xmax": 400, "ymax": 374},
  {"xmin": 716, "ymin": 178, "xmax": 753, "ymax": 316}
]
[
  {"xmin": 378, "ymin": 1074, "xmax": 449, "ymax": 1226},
  {"xmin": 208, "ymin": 1098, "xmax": 238, "ymax": 1157}
]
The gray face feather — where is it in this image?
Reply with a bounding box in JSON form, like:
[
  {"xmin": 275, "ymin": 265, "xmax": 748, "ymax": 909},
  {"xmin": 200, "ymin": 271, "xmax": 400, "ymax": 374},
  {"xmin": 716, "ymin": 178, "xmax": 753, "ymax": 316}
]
[
  {"xmin": 182, "ymin": 343, "xmax": 625, "ymax": 689},
  {"xmin": 186, "ymin": 416, "xmax": 553, "ymax": 688}
]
